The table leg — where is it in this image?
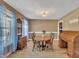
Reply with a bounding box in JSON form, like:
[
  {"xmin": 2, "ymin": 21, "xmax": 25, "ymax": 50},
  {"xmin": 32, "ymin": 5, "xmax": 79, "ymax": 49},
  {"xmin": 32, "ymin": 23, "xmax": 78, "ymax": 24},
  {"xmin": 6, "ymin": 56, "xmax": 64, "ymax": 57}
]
[{"xmin": 42, "ymin": 41, "xmax": 46, "ymax": 50}]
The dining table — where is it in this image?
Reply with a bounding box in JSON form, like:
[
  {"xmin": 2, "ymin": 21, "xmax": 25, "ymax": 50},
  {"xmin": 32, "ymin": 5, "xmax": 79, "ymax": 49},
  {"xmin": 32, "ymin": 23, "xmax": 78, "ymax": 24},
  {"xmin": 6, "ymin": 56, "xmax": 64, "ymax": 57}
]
[{"xmin": 34, "ymin": 35, "xmax": 51, "ymax": 50}]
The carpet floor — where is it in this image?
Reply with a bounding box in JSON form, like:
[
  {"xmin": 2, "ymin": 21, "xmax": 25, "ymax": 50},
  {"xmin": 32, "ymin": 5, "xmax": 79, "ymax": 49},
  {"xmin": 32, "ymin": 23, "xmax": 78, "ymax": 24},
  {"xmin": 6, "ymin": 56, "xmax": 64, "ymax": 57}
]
[{"xmin": 8, "ymin": 40, "xmax": 68, "ymax": 58}]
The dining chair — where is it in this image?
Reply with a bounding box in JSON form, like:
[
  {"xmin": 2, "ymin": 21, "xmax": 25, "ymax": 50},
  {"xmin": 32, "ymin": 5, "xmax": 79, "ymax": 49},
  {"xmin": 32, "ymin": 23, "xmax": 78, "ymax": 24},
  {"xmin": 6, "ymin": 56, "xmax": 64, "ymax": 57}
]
[
  {"xmin": 45, "ymin": 33, "xmax": 54, "ymax": 50},
  {"xmin": 31, "ymin": 33, "xmax": 40, "ymax": 51}
]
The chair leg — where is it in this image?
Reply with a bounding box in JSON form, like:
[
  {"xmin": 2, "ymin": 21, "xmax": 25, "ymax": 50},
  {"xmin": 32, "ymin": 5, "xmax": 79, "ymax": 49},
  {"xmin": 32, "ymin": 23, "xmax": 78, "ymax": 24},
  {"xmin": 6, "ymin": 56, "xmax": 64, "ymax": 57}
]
[
  {"xmin": 37, "ymin": 44, "xmax": 40, "ymax": 51},
  {"xmin": 38, "ymin": 41, "xmax": 42, "ymax": 51},
  {"xmin": 32, "ymin": 44, "xmax": 35, "ymax": 51}
]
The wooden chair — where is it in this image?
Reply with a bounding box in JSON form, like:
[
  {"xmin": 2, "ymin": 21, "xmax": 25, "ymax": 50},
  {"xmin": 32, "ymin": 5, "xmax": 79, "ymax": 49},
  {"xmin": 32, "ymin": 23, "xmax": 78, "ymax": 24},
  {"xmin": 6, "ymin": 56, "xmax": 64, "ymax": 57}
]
[
  {"xmin": 31, "ymin": 33, "xmax": 40, "ymax": 51},
  {"xmin": 45, "ymin": 33, "xmax": 54, "ymax": 50}
]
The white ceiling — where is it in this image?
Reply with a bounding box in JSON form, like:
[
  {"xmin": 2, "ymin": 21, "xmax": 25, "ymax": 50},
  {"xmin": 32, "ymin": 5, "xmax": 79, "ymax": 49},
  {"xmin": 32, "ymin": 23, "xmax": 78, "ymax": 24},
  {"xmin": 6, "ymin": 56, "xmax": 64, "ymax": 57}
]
[{"xmin": 4, "ymin": 0, "xmax": 79, "ymax": 20}]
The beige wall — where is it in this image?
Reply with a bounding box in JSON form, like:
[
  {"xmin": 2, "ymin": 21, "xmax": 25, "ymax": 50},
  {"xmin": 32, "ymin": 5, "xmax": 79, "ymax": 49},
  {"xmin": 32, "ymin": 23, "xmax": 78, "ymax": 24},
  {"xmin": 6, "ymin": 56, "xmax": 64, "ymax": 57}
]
[
  {"xmin": 16, "ymin": 11, "xmax": 24, "ymax": 20},
  {"xmin": 60, "ymin": 8, "xmax": 79, "ymax": 31},
  {"xmin": 29, "ymin": 20, "xmax": 58, "ymax": 32}
]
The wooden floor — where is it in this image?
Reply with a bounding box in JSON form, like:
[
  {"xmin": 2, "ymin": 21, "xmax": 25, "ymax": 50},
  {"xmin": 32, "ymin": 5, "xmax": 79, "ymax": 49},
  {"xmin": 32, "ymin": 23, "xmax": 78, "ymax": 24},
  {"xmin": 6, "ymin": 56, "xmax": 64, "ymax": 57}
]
[{"xmin": 8, "ymin": 40, "xmax": 68, "ymax": 58}]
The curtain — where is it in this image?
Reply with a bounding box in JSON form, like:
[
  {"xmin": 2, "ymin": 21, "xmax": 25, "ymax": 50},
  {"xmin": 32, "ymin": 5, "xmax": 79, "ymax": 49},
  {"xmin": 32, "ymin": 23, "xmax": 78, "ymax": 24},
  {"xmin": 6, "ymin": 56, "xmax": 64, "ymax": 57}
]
[
  {"xmin": 22, "ymin": 18, "xmax": 29, "ymax": 39},
  {"xmin": 0, "ymin": 4, "xmax": 18, "ymax": 57}
]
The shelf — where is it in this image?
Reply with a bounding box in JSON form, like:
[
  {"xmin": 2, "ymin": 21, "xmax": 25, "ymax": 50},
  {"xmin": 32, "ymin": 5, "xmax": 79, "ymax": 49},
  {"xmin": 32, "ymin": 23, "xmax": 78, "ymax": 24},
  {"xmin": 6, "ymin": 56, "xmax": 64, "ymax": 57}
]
[
  {"xmin": 17, "ymin": 33, "xmax": 22, "ymax": 35},
  {"xmin": 59, "ymin": 22, "xmax": 63, "ymax": 33},
  {"xmin": 59, "ymin": 29, "xmax": 63, "ymax": 30},
  {"xmin": 17, "ymin": 18, "xmax": 22, "ymax": 36},
  {"xmin": 17, "ymin": 23, "xmax": 22, "ymax": 27}
]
